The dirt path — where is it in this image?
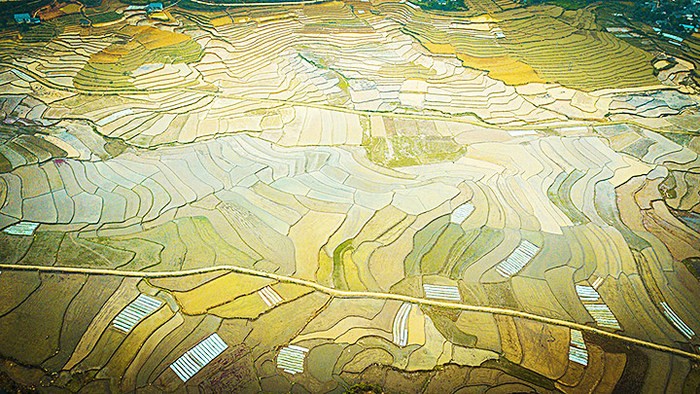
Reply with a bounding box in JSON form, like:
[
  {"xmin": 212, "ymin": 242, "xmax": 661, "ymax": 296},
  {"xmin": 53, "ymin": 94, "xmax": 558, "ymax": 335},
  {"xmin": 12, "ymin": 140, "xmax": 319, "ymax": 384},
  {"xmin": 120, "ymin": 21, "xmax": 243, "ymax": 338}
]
[{"xmin": 1, "ymin": 262, "xmax": 698, "ymax": 362}]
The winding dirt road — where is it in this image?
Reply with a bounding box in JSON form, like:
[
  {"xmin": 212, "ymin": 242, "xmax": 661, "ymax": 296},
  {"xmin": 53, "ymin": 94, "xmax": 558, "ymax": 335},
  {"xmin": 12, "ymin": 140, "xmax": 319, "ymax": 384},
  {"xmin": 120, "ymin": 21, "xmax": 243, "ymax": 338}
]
[{"xmin": 1, "ymin": 262, "xmax": 698, "ymax": 362}]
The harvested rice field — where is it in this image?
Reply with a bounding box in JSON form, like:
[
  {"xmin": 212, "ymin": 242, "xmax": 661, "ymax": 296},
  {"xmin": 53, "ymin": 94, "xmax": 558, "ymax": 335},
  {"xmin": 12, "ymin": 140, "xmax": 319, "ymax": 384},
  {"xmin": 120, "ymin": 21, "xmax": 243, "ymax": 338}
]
[{"xmin": 0, "ymin": 0, "xmax": 699, "ymax": 392}]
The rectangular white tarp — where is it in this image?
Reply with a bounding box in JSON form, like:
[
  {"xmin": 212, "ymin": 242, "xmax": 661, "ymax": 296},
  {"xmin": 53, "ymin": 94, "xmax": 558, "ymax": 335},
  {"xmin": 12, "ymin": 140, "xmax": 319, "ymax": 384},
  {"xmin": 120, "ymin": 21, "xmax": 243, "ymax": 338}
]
[
  {"xmin": 3, "ymin": 222, "xmax": 40, "ymax": 236},
  {"xmin": 661, "ymin": 302, "xmax": 695, "ymax": 339},
  {"xmin": 277, "ymin": 345, "xmax": 308, "ymax": 374},
  {"xmin": 392, "ymin": 303, "xmax": 412, "ymax": 347},
  {"xmin": 450, "ymin": 203, "xmax": 474, "ymax": 224},
  {"xmin": 258, "ymin": 286, "xmax": 283, "ymax": 307},
  {"xmin": 496, "ymin": 240, "xmax": 540, "ymax": 277},
  {"xmin": 170, "ymin": 333, "xmax": 228, "ymax": 382},
  {"xmin": 423, "ymin": 284, "xmax": 461, "ymax": 301},
  {"xmin": 112, "ymin": 294, "xmax": 163, "ymax": 333},
  {"xmin": 568, "ymin": 329, "xmax": 588, "ymax": 366}
]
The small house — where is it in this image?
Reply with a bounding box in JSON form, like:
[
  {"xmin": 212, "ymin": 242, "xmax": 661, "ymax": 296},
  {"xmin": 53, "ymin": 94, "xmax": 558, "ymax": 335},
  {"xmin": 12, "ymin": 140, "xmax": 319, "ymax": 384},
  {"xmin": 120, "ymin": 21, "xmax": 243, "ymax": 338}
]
[
  {"xmin": 14, "ymin": 13, "xmax": 41, "ymax": 24},
  {"xmin": 146, "ymin": 2, "xmax": 164, "ymax": 13}
]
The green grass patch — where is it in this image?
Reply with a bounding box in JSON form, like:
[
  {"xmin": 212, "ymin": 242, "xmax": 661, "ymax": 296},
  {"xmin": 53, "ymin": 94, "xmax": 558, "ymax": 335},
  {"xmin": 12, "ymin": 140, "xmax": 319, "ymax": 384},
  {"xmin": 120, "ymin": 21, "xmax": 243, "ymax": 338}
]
[
  {"xmin": 332, "ymin": 239, "xmax": 353, "ymax": 290},
  {"xmin": 346, "ymin": 383, "xmax": 384, "ymax": 394},
  {"xmin": 419, "ymin": 223, "xmax": 461, "ymax": 275},
  {"xmin": 404, "ymin": 216, "xmax": 450, "ymax": 276},
  {"xmin": 74, "ymin": 33, "xmax": 203, "ymax": 91},
  {"xmin": 363, "ymin": 136, "xmax": 467, "ymax": 168},
  {"xmin": 546, "ymin": 170, "xmax": 589, "ymax": 225},
  {"xmin": 410, "ymin": 0, "xmax": 468, "ymax": 11},
  {"xmin": 177, "ymin": 0, "xmax": 297, "ymax": 11},
  {"xmin": 19, "ymin": 21, "xmax": 61, "ymax": 42},
  {"xmin": 86, "ymin": 11, "xmax": 122, "ymax": 24},
  {"xmin": 663, "ymin": 132, "xmax": 695, "ymax": 147},
  {"xmin": 450, "ymin": 227, "xmax": 504, "ymax": 280}
]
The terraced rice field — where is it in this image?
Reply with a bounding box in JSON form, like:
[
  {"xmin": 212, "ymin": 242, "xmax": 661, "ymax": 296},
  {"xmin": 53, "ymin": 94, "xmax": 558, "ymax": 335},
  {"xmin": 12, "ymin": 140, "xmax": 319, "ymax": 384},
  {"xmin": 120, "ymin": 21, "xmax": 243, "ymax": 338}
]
[
  {"xmin": 74, "ymin": 25, "xmax": 203, "ymax": 91},
  {"xmin": 0, "ymin": 0, "xmax": 699, "ymax": 392}
]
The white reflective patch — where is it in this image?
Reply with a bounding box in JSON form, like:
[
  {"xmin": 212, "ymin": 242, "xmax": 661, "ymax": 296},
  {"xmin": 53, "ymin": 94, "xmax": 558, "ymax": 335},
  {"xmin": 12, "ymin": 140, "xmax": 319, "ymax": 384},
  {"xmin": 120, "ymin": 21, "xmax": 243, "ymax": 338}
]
[
  {"xmin": 112, "ymin": 294, "xmax": 163, "ymax": 333},
  {"xmin": 170, "ymin": 333, "xmax": 228, "ymax": 382}
]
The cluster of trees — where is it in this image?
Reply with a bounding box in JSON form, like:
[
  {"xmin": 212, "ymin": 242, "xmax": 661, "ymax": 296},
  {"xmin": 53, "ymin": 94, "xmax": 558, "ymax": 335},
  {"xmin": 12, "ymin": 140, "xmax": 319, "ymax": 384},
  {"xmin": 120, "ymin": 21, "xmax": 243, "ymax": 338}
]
[
  {"xmin": 413, "ymin": 0, "xmax": 468, "ymax": 11},
  {"xmin": 518, "ymin": 0, "xmax": 697, "ymax": 36},
  {"xmin": 0, "ymin": 0, "xmax": 51, "ymax": 29},
  {"xmin": 628, "ymin": 0, "xmax": 697, "ymax": 36},
  {"xmin": 518, "ymin": 0, "xmax": 595, "ymax": 10}
]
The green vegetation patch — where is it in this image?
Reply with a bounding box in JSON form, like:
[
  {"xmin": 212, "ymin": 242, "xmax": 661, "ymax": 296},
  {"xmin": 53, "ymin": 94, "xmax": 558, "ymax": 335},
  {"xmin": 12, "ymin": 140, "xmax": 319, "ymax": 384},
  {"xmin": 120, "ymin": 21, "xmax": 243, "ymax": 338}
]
[
  {"xmin": 307, "ymin": 343, "xmax": 345, "ymax": 382},
  {"xmin": 86, "ymin": 11, "xmax": 122, "ymax": 24},
  {"xmin": 482, "ymin": 281, "xmax": 519, "ymax": 309},
  {"xmin": 420, "ymin": 224, "xmax": 477, "ymax": 275},
  {"xmin": 404, "ymin": 216, "xmax": 450, "ymax": 276},
  {"xmin": 95, "ymin": 237, "xmax": 164, "ymax": 271},
  {"xmin": 75, "ymin": 39, "xmax": 202, "ymax": 91},
  {"xmin": 104, "ymin": 138, "xmax": 128, "ymax": 157},
  {"xmin": 177, "ymin": 0, "xmax": 297, "ymax": 11},
  {"xmin": 18, "ymin": 20, "xmax": 62, "ymax": 42},
  {"xmin": 498, "ymin": 10, "xmax": 658, "ymax": 91},
  {"xmin": 407, "ymin": 219, "xmax": 485, "ymax": 278},
  {"xmin": 54, "ymin": 216, "xmax": 257, "ymax": 272},
  {"xmin": 21, "ymin": 231, "xmax": 65, "ymax": 266},
  {"xmin": 0, "ymin": 232, "xmax": 35, "ymax": 263},
  {"xmin": 404, "ymin": 4, "xmax": 658, "ymax": 91},
  {"xmin": 546, "ymin": 170, "xmax": 589, "ymax": 225},
  {"xmin": 683, "ymin": 363, "xmax": 700, "ymax": 393},
  {"xmin": 0, "ymin": 0, "xmax": 51, "ymax": 29},
  {"xmin": 0, "ymin": 271, "xmax": 41, "ymax": 316},
  {"xmin": 74, "ymin": 25, "xmax": 203, "ymax": 92},
  {"xmin": 658, "ymin": 172, "xmax": 677, "ymax": 200},
  {"xmin": 621, "ymin": 137, "xmax": 654, "ymax": 159},
  {"xmin": 57, "ymin": 233, "xmax": 135, "ymax": 268},
  {"xmin": 363, "ymin": 136, "xmax": 467, "ymax": 168},
  {"xmin": 332, "ymin": 239, "xmax": 353, "ymax": 290},
  {"xmin": 582, "ymin": 331, "xmax": 650, "ymax": 392},
  {"xmin": 346, "ymin": 383, "xmax": 385, "ymax": 394},
  {"xmin": 662, "ymin": 132, "xmax": 696, "ymax": 147},
  {"xmin": 410, "ymin": 0, "xmax": 468, "ymax": 11},
  {"xmin": 450, "ymin": 227, "xmax": 504, "ymax": 280},
  {"xmin": 389, "ymin": 276, "xmax": 423, "ymax": 298}
]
